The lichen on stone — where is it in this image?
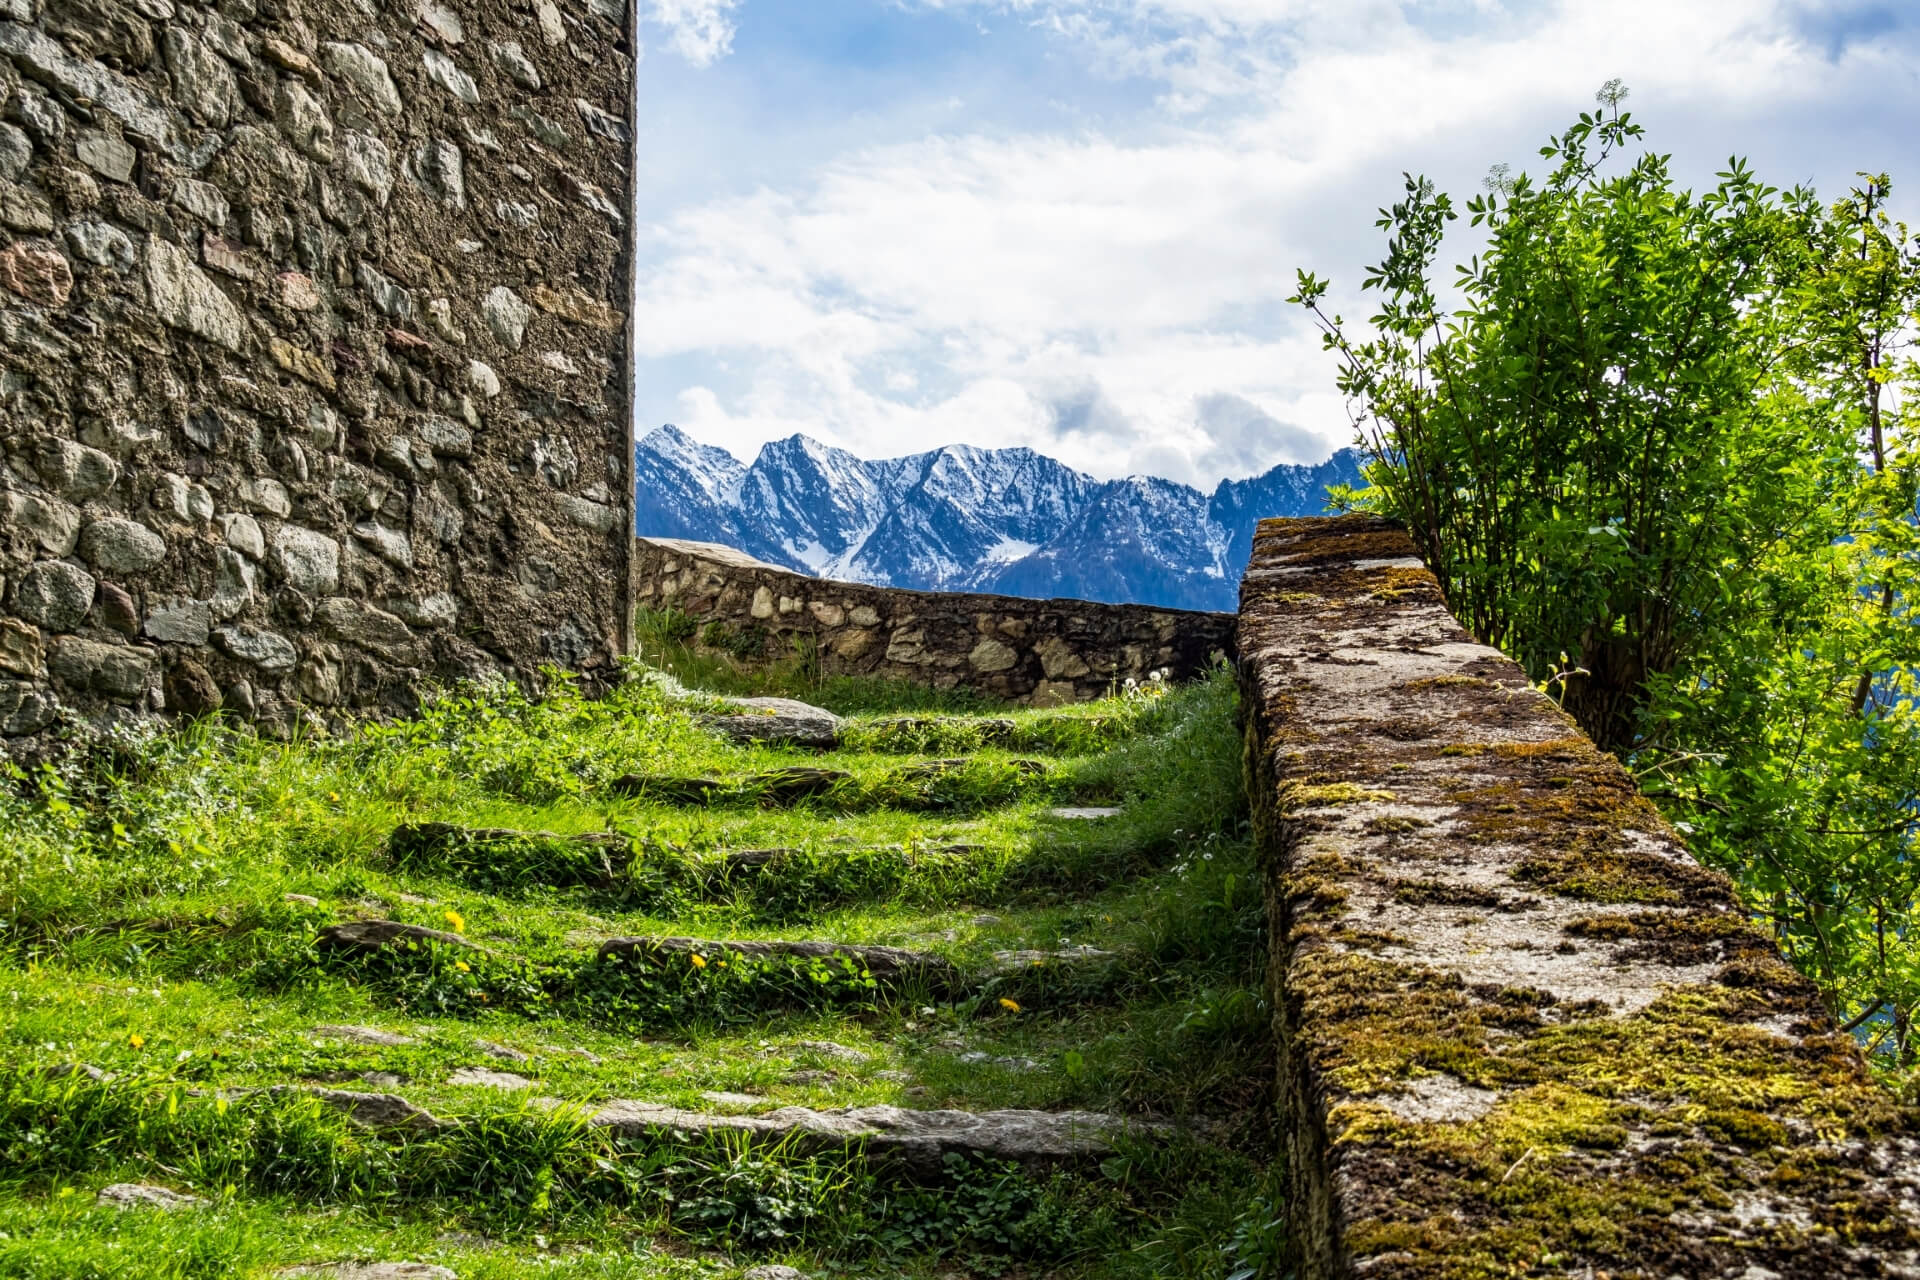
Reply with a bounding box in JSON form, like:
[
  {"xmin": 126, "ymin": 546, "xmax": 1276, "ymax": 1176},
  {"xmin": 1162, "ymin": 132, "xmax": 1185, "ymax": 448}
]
[{"xmin": 1240, "ymin": 516, "xmax": 1920, "ymax": 1280}]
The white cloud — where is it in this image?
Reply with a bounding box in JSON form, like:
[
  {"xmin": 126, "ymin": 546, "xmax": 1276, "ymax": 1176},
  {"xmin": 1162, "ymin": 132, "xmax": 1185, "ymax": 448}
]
[
  {"xmin": 646, "ymin": 0, "xmax": 742, "ymax": 67},
  {"xmin": 635, "ymin": 0, "xmax": 1920, "ymax": 484}
]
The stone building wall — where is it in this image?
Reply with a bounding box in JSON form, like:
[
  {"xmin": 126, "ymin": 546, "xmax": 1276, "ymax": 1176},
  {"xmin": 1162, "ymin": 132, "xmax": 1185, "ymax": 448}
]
[
  {"xmin": 1241, "ymin": 516, "xmax": 1919, "ymax": 1278},
  {"xmin": 634, "ymin": 537, "xmax": 1237, "ymax": 705},
  {"xmin": 0, "ymin": 0, "xmax": 634, "ymax": 747}
]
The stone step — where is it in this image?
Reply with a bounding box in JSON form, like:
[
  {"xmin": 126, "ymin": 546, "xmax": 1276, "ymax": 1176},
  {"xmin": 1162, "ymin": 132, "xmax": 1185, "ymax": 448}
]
[
  {"xmin": 595, "ymin": 935, "xmax": 957, "ymax": 987},
  {"xmin": 612, "ymin": 759, "xmax": 1054, "ymax": 811},
  {"xmin": 692, "ymin": 695, "xmax": 843, "ymax": 749},
  {"xmin": 613, "ymin": 766, "xmax": 853, "ymax": 805},
  {"xmin": 58, "ymin": 1070, "xmax": 1171, "ymax": 1180},
  {"xmin": 854, "ymin": 716, "xmax": 1018, "ymax": 752},
  {"xmin": 386, "ymin": 822, "xmax": 984, "ymax": 895},
  {"xmin": 891, "ymin": 757, "xmax": 1047, "ymax": 782},
  {"xmin": 580, "ymin": 1099, "xmax": 1163, "ymax": 1176},
  {"xmin": 316, "ymin": 919, "xmax": 479, "ymax": 955}
]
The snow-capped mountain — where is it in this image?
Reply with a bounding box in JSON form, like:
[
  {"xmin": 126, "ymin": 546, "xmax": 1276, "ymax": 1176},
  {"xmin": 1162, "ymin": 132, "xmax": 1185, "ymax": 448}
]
[{"xmin": 633, "ymin": 425, "xmax": 1364, "ymax": 612}]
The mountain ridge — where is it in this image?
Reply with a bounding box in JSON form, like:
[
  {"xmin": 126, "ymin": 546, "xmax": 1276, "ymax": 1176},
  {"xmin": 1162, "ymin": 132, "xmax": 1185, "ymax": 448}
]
[{"xmin": 634, "ymin": 425, "xmax": 1362, "ymax": 612}]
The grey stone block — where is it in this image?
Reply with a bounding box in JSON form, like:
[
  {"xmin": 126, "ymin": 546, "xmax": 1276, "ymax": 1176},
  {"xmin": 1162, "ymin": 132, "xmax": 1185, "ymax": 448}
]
[
  {"xmin": 145, "ymin": 236, "xmax": 248, "ymax": 352},
  {"xmin": 2, "ymin": 490, "xmax": 82, "ymax": 555},
  {"xmin": 269, "ymin": 525, "xmax": 340, "ymax": 594},
  {"xmin": 0, "ymin": 678, "xmax": 57, "ymax": 734},
  {"xmin": 482, "ymin": 285, "xmax": 529, "ymax": 348},
  {"xmin": 212, "ymin": 626, "xmax": 298, "ymax": 673},
  {"xmin": 64, "ymin": 221, "xmax": 136, "ymax": 271},
  {"xmin": 142, "ymin": 597, "xmax": 211, "ymax": 645},
  {"xmin": 79, "ymin": 517, "xmax": 165, "ymax": 574},
  {"xmin": 27, "ymin": 436, "xmax": 118, "ymax": 499},
  {"xmin": 13, "ymin": 559, "xmax": 96, "ymax": 632},
  {"xmin": 322, "ymin": 42, "xmax": 403, "ymax": 115},
  {"xmin": 49, "ymin": 636, "xmax": 154, "ymax": 699}
]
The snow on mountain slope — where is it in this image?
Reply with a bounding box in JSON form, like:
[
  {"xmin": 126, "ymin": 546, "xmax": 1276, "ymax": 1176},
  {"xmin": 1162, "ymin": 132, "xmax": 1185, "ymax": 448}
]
[
  {"xmin": 633, "ymin": 427, "xmax": 1362, "ymax": 610},
  {"xmin": 632, "ymin": 425, "xmax": 751, "ymax": 546},
  {"xmin": 981, "ymin": 475, "xmax": 1232, "ymax": 610}
]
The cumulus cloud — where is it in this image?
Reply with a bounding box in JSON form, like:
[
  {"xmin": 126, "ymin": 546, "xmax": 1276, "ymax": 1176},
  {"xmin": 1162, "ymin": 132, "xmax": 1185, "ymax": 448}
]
[
  {"xmin": 633, "ymin": 0, "xmax": 1920, "ymax": 484},
  {"xmin": 646, "ymin": 0, "xmax": 742, "ymax": 67}
]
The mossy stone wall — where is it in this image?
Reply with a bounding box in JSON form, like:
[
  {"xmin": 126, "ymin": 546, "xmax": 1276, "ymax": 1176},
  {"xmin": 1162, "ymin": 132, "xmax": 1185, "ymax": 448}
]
[
  {"xmin": 1239, "ymin": 515, "xmax": 1920, "ymax": 1279},
  {"xmin": 635, "ymin": 536, "xmax": 1236, "ymax": 706}
]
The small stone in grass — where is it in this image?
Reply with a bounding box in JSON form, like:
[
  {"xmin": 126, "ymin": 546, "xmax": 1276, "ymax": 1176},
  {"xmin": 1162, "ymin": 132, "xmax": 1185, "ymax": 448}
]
[
  {"xmin": 284, "ymin": 893, "xmax": 321, "ymax": 906},
  {"xmin": 475, "ymin": 1039, "xmax": 531, "ymax": 1062},
  {"xmin": 781, "ymin": 1069, "xmax": 836, "ymax": 1085},
  {"xmin": 699, "ymin": 1090, "xmax": 764, "ymax": 1109},
  {"xmin": 542, "ymin": 1044, "xmax": 602, "ymax": 1064},
  {"xmin": 448, "ymin": 1067, "xmax": 533, "ymax": 1089},
  {"xmin": 278, "ymin": 1265, "xmax": 458, "ymax": 1279},
  {"xmin": 744, "ymin": 1267, "xmax": 806, "ymax": 1280},
  {"xmin": 796, "ymin": 1040, "xmax": 869, "ymax": 1063},
  {"xmin": 1047, "ymin": 806, "xmax": 1122, "ymax": 820},
  {"xmin": 313, "ymin": 1024, "xmax": 417, "ymax": 1047},
  {"xmin": 98, "ymin": 1182, "xmax": 201, "ymax": 1210}
]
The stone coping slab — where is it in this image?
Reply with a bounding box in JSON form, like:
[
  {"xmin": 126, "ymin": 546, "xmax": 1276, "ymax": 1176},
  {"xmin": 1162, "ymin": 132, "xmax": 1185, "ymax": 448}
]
[{"xmin": 1238, "ymin": 516, "xmax": 1920, "ymax": 1279}]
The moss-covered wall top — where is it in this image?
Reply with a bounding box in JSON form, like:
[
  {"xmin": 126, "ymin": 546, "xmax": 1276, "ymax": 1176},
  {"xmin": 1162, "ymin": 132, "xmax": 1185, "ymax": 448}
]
[
  {"xmin": 1239, "ymin": 515, "xmax": 1920, "ymax": 1279},
  {"xmin": 0, "ymin": 0, "xmax": 635, "ymax": 749}
]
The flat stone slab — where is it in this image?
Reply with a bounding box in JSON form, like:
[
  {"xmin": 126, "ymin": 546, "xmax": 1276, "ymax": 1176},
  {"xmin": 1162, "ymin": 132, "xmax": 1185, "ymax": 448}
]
[
  {"xmin": 612, "ymin": 774, "xmax": 730, "ymax": 803},
  {"xmin": 448, "ymin": 1068, "xmax": 533, "ymax": 1090},
  {"xmin": 697, "ymin": 696, "xmax": 844, "ymax": 749},
  {"xmin": 390, "ymin": 822, "xmax": 626, "ymax": 858},
  {"xmin": 613, "ymin": 768, "xmax": 854, "ymax": 805},
  {"xmin": 595, "ymin": 936, "xmax": 955, "ymax": 986},
  {"xmin": 891, "ymin": 757, "xmax": 1046, "ymax": 782},
  {"xmin": 863, "ymin": 716, "xmax": 1018, "ymax": 747},
  {"xmin": 1046, "ymin": 806, "xmax": 1122, "ymax": 820},
  {"xmin": 584, "ymin": 1100, "xmax": 1152, "ymax": 1176},
  {"xmin": 699, "ymin": 1090, "xmax": 766, "ymax": 1109},
  {"xmin": 312, "ymin": 1024, "xmax": 417, "ymax": 1047},
  {"xmin": 279, "ymin": 1266, "xmax": 457, "ymax": 1280},
  {"xmin": 267, "ymin": 1086, "xmax": 444, "ymax": 1132},
  {"xmin": 315, "ymin": 920, "xmax": 479, "ymax": 954},
  {"xmin": 991, "ymin": 945, "xmax": 1116, "ymax": 971},
  {"xmin": 98, "ymin": 1182, "xmax": 201, "ymax": 1210}
]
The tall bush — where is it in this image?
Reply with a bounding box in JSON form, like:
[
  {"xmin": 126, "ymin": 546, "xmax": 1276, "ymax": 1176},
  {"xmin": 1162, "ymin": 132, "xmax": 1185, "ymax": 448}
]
[{"xmin": 1292, "ymin": 84, "xmax": 1920, "ymax": 1067}]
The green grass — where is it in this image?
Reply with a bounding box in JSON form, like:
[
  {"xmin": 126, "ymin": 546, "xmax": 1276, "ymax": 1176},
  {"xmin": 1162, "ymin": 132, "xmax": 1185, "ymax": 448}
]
[{"xmin": 0, "ymin": 661, "xmax": 1275, "ymax": 1279}]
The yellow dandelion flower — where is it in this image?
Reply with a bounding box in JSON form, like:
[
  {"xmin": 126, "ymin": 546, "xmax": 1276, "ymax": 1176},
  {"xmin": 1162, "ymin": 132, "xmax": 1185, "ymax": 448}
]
[
  {"xmin": 689, "ymin": 953, "xmax": 708, "ymax": 969},
  {"xmin": 444, "ymin": 910, "xmax": 464, "ymax": 933},
  {"xmin": 128, "ymin": 1033, "xmax": 145, "ymax": 1048},
  {"xmin": 998, "ymin": 998, "xmax": 1020, "ymax": 1013},
  {"xmin": 454, "ymin": 961, "xmax": 470, "ymax": 973}
]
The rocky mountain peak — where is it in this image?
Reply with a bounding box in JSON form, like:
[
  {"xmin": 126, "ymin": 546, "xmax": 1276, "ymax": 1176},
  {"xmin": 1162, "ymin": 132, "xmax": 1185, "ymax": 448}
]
[{"xmin": 634, "ymin": 427, "xmax": 1363, "ymax": 611}]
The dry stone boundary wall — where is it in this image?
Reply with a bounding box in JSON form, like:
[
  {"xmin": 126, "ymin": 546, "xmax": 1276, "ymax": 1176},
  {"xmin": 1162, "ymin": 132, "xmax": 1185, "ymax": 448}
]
[
  {"xmin": 0, "ymin": 0, "xmax": 634, "ymax": 749},
  {"xmin": 1241, "ymin": 516, "xmax": 1920, "ymax": 1278},
  {"xmin": 634, "ymin": 537, "xmax": 1237, "ymax": 706}
]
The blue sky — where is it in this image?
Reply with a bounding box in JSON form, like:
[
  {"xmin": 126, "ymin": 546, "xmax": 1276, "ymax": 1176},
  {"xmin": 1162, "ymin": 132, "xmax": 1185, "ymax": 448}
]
[{"xmin": 632, "ymin": 0, "xmax": 1920, "ymax": 486}]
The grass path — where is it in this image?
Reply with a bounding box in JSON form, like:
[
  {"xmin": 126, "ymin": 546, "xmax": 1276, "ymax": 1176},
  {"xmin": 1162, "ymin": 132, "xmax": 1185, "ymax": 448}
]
[{"xmin": 0, "ymin": 664, "xmax": 1274, "ymax": 1280}]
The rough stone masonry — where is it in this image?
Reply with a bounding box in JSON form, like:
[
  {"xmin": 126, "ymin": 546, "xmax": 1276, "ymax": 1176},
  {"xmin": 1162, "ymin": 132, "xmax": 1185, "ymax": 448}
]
[
  {"xmin": 1241, "ymin": 516, "xmax": 1920, "ymax": 1279},
  {"xmin": 634, "ymin": 537, "xmax": 1238, "ymax": 706},
  {"xmin": 0, "ymin": 0, "xmax": 635, "ymax": 748}
]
